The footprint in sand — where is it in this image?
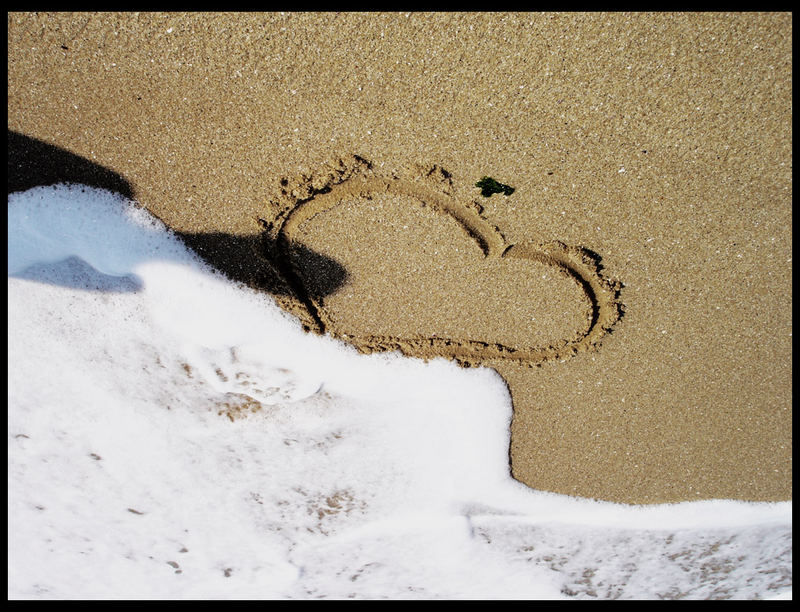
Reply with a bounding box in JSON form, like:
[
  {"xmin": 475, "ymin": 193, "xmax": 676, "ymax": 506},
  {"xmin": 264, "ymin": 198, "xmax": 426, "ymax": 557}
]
[{"xmin": 258, "ymin": 155, "xmax": 622, "ymax": 368}]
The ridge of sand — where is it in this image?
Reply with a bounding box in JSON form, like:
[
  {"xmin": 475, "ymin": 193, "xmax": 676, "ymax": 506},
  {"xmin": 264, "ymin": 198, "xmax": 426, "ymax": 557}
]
[{"xmin": 257, "ymin": 155, "xmax": 623, "ymax": 367}]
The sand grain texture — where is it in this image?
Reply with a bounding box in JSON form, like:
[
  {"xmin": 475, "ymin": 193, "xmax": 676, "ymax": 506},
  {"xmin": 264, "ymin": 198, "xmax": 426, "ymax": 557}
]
[{"xmin": 8, "ymin": 12, "xmax": 791, "ymax": 503}]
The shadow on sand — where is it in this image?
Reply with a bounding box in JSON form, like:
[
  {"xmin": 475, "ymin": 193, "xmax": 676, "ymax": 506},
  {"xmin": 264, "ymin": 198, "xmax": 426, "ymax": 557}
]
[{"xmin": 7, "ymin": 129, "xmax": 348, "ymax": 300}]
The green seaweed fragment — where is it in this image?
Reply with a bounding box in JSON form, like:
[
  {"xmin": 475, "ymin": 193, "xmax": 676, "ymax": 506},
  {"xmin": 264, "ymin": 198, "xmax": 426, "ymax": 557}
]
[{"xmin": 475, "ymin": 176, "xmax": 515, "ymax": 197}]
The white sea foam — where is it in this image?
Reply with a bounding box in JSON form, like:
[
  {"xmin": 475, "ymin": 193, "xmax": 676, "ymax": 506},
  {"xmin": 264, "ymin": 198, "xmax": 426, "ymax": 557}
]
[{"xmin": 8, "ymin": 184, "xmax": 792, "ymax": 599}]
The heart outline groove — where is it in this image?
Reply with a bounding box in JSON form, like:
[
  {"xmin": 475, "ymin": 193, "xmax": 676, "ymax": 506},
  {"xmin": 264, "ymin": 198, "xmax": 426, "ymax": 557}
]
[{"xmin": 258, "ymin": 155, "xmax": 623, "ymax": 367}]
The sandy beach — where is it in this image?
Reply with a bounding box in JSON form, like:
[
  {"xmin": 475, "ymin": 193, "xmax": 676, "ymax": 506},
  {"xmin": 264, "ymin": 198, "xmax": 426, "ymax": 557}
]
[{"xmin": 7, "ymin": 12, "xmax": 792, "ymax": 504}]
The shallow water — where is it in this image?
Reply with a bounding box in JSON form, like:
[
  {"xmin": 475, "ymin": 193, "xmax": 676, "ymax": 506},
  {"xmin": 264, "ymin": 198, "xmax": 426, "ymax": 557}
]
[{"xmin": 8, "ymin": 185, "xmax": 791, "ymax": 599}]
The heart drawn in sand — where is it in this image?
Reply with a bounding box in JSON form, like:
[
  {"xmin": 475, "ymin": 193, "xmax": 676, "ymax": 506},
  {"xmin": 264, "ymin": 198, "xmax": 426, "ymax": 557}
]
[{"xmin": 258, "ymin": 156, "xmax": 622, "ymax": 367}]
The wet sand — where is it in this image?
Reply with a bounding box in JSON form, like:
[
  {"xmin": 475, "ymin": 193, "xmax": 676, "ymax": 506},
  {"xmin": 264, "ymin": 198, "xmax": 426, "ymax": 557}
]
[{"xmin": 7, "ymin": 12, "xmax": 792, "ymax": 503}]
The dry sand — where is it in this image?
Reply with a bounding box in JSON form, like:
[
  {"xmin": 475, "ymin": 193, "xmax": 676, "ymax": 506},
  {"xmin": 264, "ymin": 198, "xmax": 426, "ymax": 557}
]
[{"xmin": 7, "ymin": 12, "xmax": 792, "ymax": 504}]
